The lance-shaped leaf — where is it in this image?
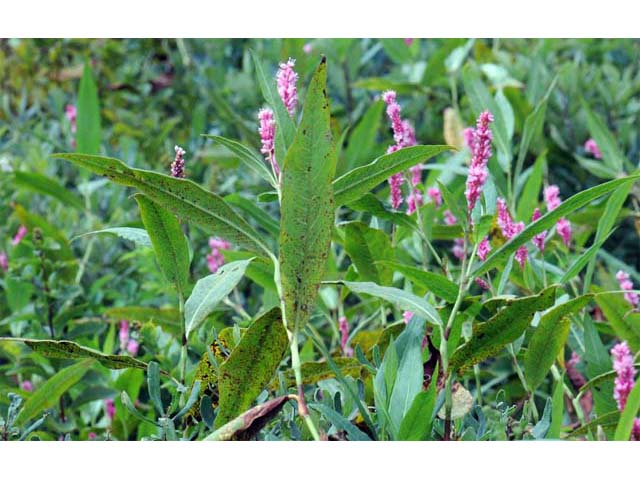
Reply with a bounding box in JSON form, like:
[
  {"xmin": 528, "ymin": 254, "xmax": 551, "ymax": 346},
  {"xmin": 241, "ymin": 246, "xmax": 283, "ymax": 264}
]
[
  {"xmin": 341, "ymin": 221, "xmax": 394, "ymax": 285},
  {"xmin": 524, "ymin": 295, "xmax": 593, "ymax": 390},
  {"xmin": 205, "ymin": 395, "xmax": 292, "ymax": 441},
  {"xmin": 279, "ymin": 57, "xmax": 337, "ymax": 330},
  {"xmin": 583, "ymin": 103, "xmax": 626, "ymax": 173},
  {"xmin": 0, "ymin": 338, "xmax": 148, "ymax": 371},
  {"xmin": 449, "ymin": 285, "xmax": 558, "ymax": 375},
  {"xmin": 378, "ymin": 261, "xmax": 458, "ymax": 303},
  {"xmin": 52, "ymin": 153, "xmax": 271, "ymax": 256},
  {"xmin": 336, "ymin": 280, "xmax": 442, "ymax": 327},
  {"xmin": 15, "ymin": 359, "xmax": 94, "ymax": 425},
  {"xmin": 135, "ymin": 194, "xmax": 190, "ymax": 296},
  {"xmin": 473, "ymin": 175, "xmax": 640, "ymax": 277},
  {"xmin": 184, "ymin": 259, "xmax": 253, "ymax": 338},
  {"xmin": 215, "ymin": 308, "xmax": 289, "ymax": 427},
  {"xmin": 593, "ymin": 288, "xmax": 640, "ymax": 351},
  {"xmin": 615, "ymin": 381, "xmax": 640, "ymax": 440},
  {"xmin": 73, "ymin": 227, "xmax": 152, "ymax": 248},
  {"xmin": 204, "ymin": 134, "xmax": 275, "ymax": 187},
  {"xmin": 333, "ymin": 145, "xmax": 451, "ymax": 207},
  {"xmin": 13, "ymin": 171, "xmax": 84, "ymax": 210},
  {"xmin": 76, "ymin": 63, "xmax": 101, "ymax": 155}
]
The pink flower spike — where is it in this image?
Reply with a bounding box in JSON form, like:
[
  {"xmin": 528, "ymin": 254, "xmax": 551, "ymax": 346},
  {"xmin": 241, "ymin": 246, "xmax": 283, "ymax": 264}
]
[
  {"xmin": 303, "ymin": 43, "xmax": 313, "ymax": 54},
  {"xmin": 65, "ymin": 104, "xmax": 77, "ymax": 134},
  {"xmin": 452, "ymin": 238, "xmax": 465, "ymax": 260},
  {"xmin": 404, "ymin": 38, "xmax": 414, "ymax": 46},
  {"xmin": 338, "ymin": 316, "xmax": 353, "ymax": 357},
  {"xmin": 105, "ymin": 399, "xmax": 116, "ymax": 421},
  {"xmin": 406, "ymin": 190, "xmax": 423, "ymax": 215},
  {"xmin": 443, "ymin": 209, "xmax": 457, "ymax": 226},
  {"xmin": 207, "ymin": 237, "xmax": 231, "ymax": 274},
  {"xmin": 475, "ymin": 277, "xmax": 490, "ymax": 291},
  {"xmin": 403, "ymin": 311, "xmax": 414, "ymax": 324},
  {"xmin": 277, "ymin": 58, "xmax": 298, "ymax": 116},
  {"xmin": 611, "ymin": 342, "xmax": 637, "ymax": 411},
  {"xmin": 464, "ymin": 111, "xmax": 494, "ymax": 215},
  {"xmin": 497, "ymin": 198, "xmax": 527, "ymax": 267},
  {"xmin": 258, "ymin": 108, "xmax": 279, "ymax": 178},
  {"xmin": 531, "ymin": 208, "xmax": 547, "ymax": 252},
  {"xmin": 21, "ymin": 380, "xmax": 33, "ymax": 392},
  {"xmin": 616, "ymin": 270, "xmax": 639, "ymax": 308},
  {"xmin": 427, "ymin": 187, "xmax": 442, "ymax": 206},
  {"xmin": 584, "ymin": 138, "xmax": 602, "ymax": 159},
  {"xmin": 389, "ymin": 173, "xmax": 404, "ymax": 209},
  {"xmin": 0, "ymin": 251, "xmax": 8, "ymax": 272},
  {"xmin": 556, "ymin": 217, "xmax": 572, "ymax": 247},
  {"xmin": 477, "ymin": 237, "xmax": 491, "ymax": 261},
  {"xmin": 118, "ymin": 321, "xmax": 129, "ymax": 351},
  {"xmin": 12, "ymin": 225, "xmax": 27, "ymax": 246},
  {"xmin": 88, "ymin": 432, "xmax": 97, "ymax": 440},
  {"xmin": 126, "ymin": 339, "xmax": 139, "ymax": 357},
  {"xmin": 463, "ymin": 127, "xmax": 475, "ymax": 150},
  {"xmin": 409, "ymin": 165, "xmax": 422, "ymax": 187},
  {"xmin": 544, "ymin": 185, "xmax": 561, "ymax": 212},
  {"xmin": 171, "ymin": 145, "xmax": 186, "ymax": 178}
]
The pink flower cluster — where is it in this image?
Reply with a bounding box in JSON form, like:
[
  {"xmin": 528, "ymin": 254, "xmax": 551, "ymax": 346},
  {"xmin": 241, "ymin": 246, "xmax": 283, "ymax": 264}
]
[
  {"xmin": 207, "ymin": 237, "xmax": 230, "ymax": 274},
  {"xmin": 616, "ymin": 270, "xmax": 639, "ymax": 308},
  {"xmin": 464, "ymin": 111, "xmax": 494, "ymax": 216},
  {"xmin": 610, "ymin": 342, "xmax": 640, "ymax": 440},
  {"xmin": 531, "ymin": 208, "xmax": 547, "ymax": 252},
  {"xmin": 427, "ymin": 187, "xmax": 442, "ymax": 206},
  {"xmin": 0, "ymin": 251, "xmax": 8, "ymax": 272},
  {"xmin": 463, "ymin": 127, "xmax": 475, "ymax": 150},
  {"xmin": 171, "ymin": 145, "xmax": 186, "ymax": 178},
  {"xmin": 497, "ymin": 198, "xmax": 528, "ymax": 268},
  {"xmin": 118, "ymin": 320, "xmax": 139, "ymax": 356},
  {"xmin": 105, "ymin": 398, "xmax": 116, "ymax": 421},
  {"xmin": 338, "ymin": 316, "xmax": 353, "ymax": 357},
  {"xmin": 584, "ymin": 138, "xmax": 602, "ymax": 159},
  {"xmin": 544, "ymin": 185, "xmax": 571, "ymax": 246},
  {"xmin": 65, "ymin": 104, "xmax": 77, "ymax": 148},
  {"xmin": 258, "ymin": 108, "xmax": 280, "ymax": 179},
  {"xmin": 12, "ymin": 225, "xmax": 27, "ymax": 246},
  {"xmin": 277, "ymin": 58, "xmax": 298, "ymax": 116},
  {"xmin": 382, "ymin": 90, "xmax": 419, "ymax": 211},
  {"xmin": 477, "ymin": 237, "xmax": 491, "ymax": 261}
]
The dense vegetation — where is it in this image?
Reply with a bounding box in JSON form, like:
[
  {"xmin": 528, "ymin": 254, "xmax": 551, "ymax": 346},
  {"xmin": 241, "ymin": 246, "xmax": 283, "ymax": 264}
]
[{"xmin": 1, "ymin": 38, "xmax": 640, "ymax": 441}]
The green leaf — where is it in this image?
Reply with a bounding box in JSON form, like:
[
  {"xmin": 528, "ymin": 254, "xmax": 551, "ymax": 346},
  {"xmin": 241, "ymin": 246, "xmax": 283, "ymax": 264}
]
[
  {"xmin": 53, "ymin": 153, "xmax": 271, "ymax": 256},
  {"xmin": 338, "ymin": 280, "xmax": 442, "ymax": 327},
  {"xmin": 0, "ymin": 337, "xmax": 148, "ymax": 371},
  {"xmin": 76, "ymin": 63, "xmax": 101, "ymax": 155},
  {"xmin": 614, "ymin": 380, "xmax": 640, "ymax": 440},
  {"xmin": 342, "ymin": 221, "xmax": 394, "ymax": 285},
  {"xmin": 583, "ymin": 314, "xmax": 618, "ymax": 416},
  {"xmin": 473, "ymin": 175, "xmax": 640, "ymax": 276},
  {"xmin": 224, "ymin": 193, "xmax": 279, "ymax": 237},
  {"xmin": 184, "ymin": 259, "xmax": 253, "ymax": 338},
  {"xmin": 204, "ymin": 135, "xmax": 275, "ymax": 187},
  {"xmin": 548, "ymin": 373, "xmax": 565, "ymax": 439},
  {"xmin": 342, "ymin": 100, "xmax": 385, "ymax": 174},
  {"xmin": 583, "ymin": 103, "xmax": 626, "ymax": 172},
  {"xmin": 13, "ymin": 171, "xmax": 84, "ymax": 210},
  {"xmin": 73, "ymin": 227, "xmax": 152, "ymax": 248},
  {"xmin": 516, "ymin": 153, "xmax": 545, "ymax": 222},
  {"xmin": 120, "ymin": 391, "xmax": 158, "ymax": 426},
  {"xmin": 559, "ymin": 231, "xmax": 614, "ymax": 284},
  {"xmin": 524, "ymin": 295, "xmax": 593, "ymax": 390},
  {"xmin": 147, "ymin": 361, "xmax": 163, "ymax": 415},
  {"xmin": 397, "ymin": 365, "xmax": 439, "ymax": 440},
  {"xmin": 250, "ymin": 50, "xmax": 296, "ymax": 161},
  {"xmin": 379, "ymin": 261, "xmax": 458, "ymax": 303},
  {"xmin": 279, "ymin": 57, "xmax": 337, "ymax": 330},
  {"xmin": 450, "ymin": 285, "xmax": 558, "ymax": 375},
  {"xmin": 135, "ymin": 194, "xmax": 190, "ymax": 296},
  {"xmin": 310, "ymin": 403, "xmax": 371, "ymax": 441},
  {"xmin": 215, "ymin": 308, "xmax": 288, "ymax": 427},
  {"xmin": 15, "ymin": 359, "xmax": 94, "ymax": 425},
  {"xmin": 347, "ymin": 193, "xmax": 417, "ymax": 231},
  {"xmin": 593, "ymin": 288, "xmax": 640, "ymax": 351},
  {"xmin": 333, "ymin": 145, "xmax": 452, "ymax": 207}
]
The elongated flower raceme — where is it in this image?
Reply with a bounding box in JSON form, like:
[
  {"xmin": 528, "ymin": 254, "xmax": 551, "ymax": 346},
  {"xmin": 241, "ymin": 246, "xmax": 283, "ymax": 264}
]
[
  {"xmin": 616, "ymin": 270, "xmax": 639, "ymax": 308},
  {"xmin": 258, "ymin": 108, "xmax": 279, "ymax": 178},
  {"xmin": 406, "ymin": 190, "xmax": 424, "ymax": 215},
  {"xmin": 584, "ymin": 138, "xmax": 602, "ymax": 159},
  {"xmin": 277, "ymin": 58, "xmax": 298, "ymax": 116},
  {"xmin": 119, "ymin": 320, "xmax": 129, "ymax": 351},
  {"xmin": 497, "ymin": 198, "xmax": 528, "ymax": 268},
  {"xmin": 427, "ymin": 187, "xmax": 442, "ymax": 206},
  {"xmin": 207, "ymin": 237, "xmax": 230, "ymax": 274},
  {"xmin": 611, "ymin": 340, "xmax": 640, "ymax": 441},
  {"xmin": 0, "ymin": 251, "xmax": 7, "ymax": 272},
  {"xmin": 65, "ymin": 104, "xmax": 77, "ymax": 148},
  {"xmin": 531, "ymin": 208, "xmax": 547, "ymax": 252},
  {"xmin": 12, "ymin": 225, "xmax": 27, "ymax": 246},
  {"xmin": 465, "ymin": 111, "xmax": 494, "ymax": 216},
  {"xmin": 477, "ymin": 237, "xmax": 491, "ymax": 261},
  {"xmin": 463, "ymin": 127, "xmax": 475, "ymax": 150},
  {"xmin": 544, "ymin": 185, "xmax": 571, "ymax": 246},
  {"xmin": 382, "ymin": 90, "xmax": 419, "ymax": 210},
  {"xmin": 338, "ymin": 316, "xmax": 353, "ymax": 357},
  {"xmin": 171, "ymin": 145, "xmax": 186, "ymax": 178}
]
